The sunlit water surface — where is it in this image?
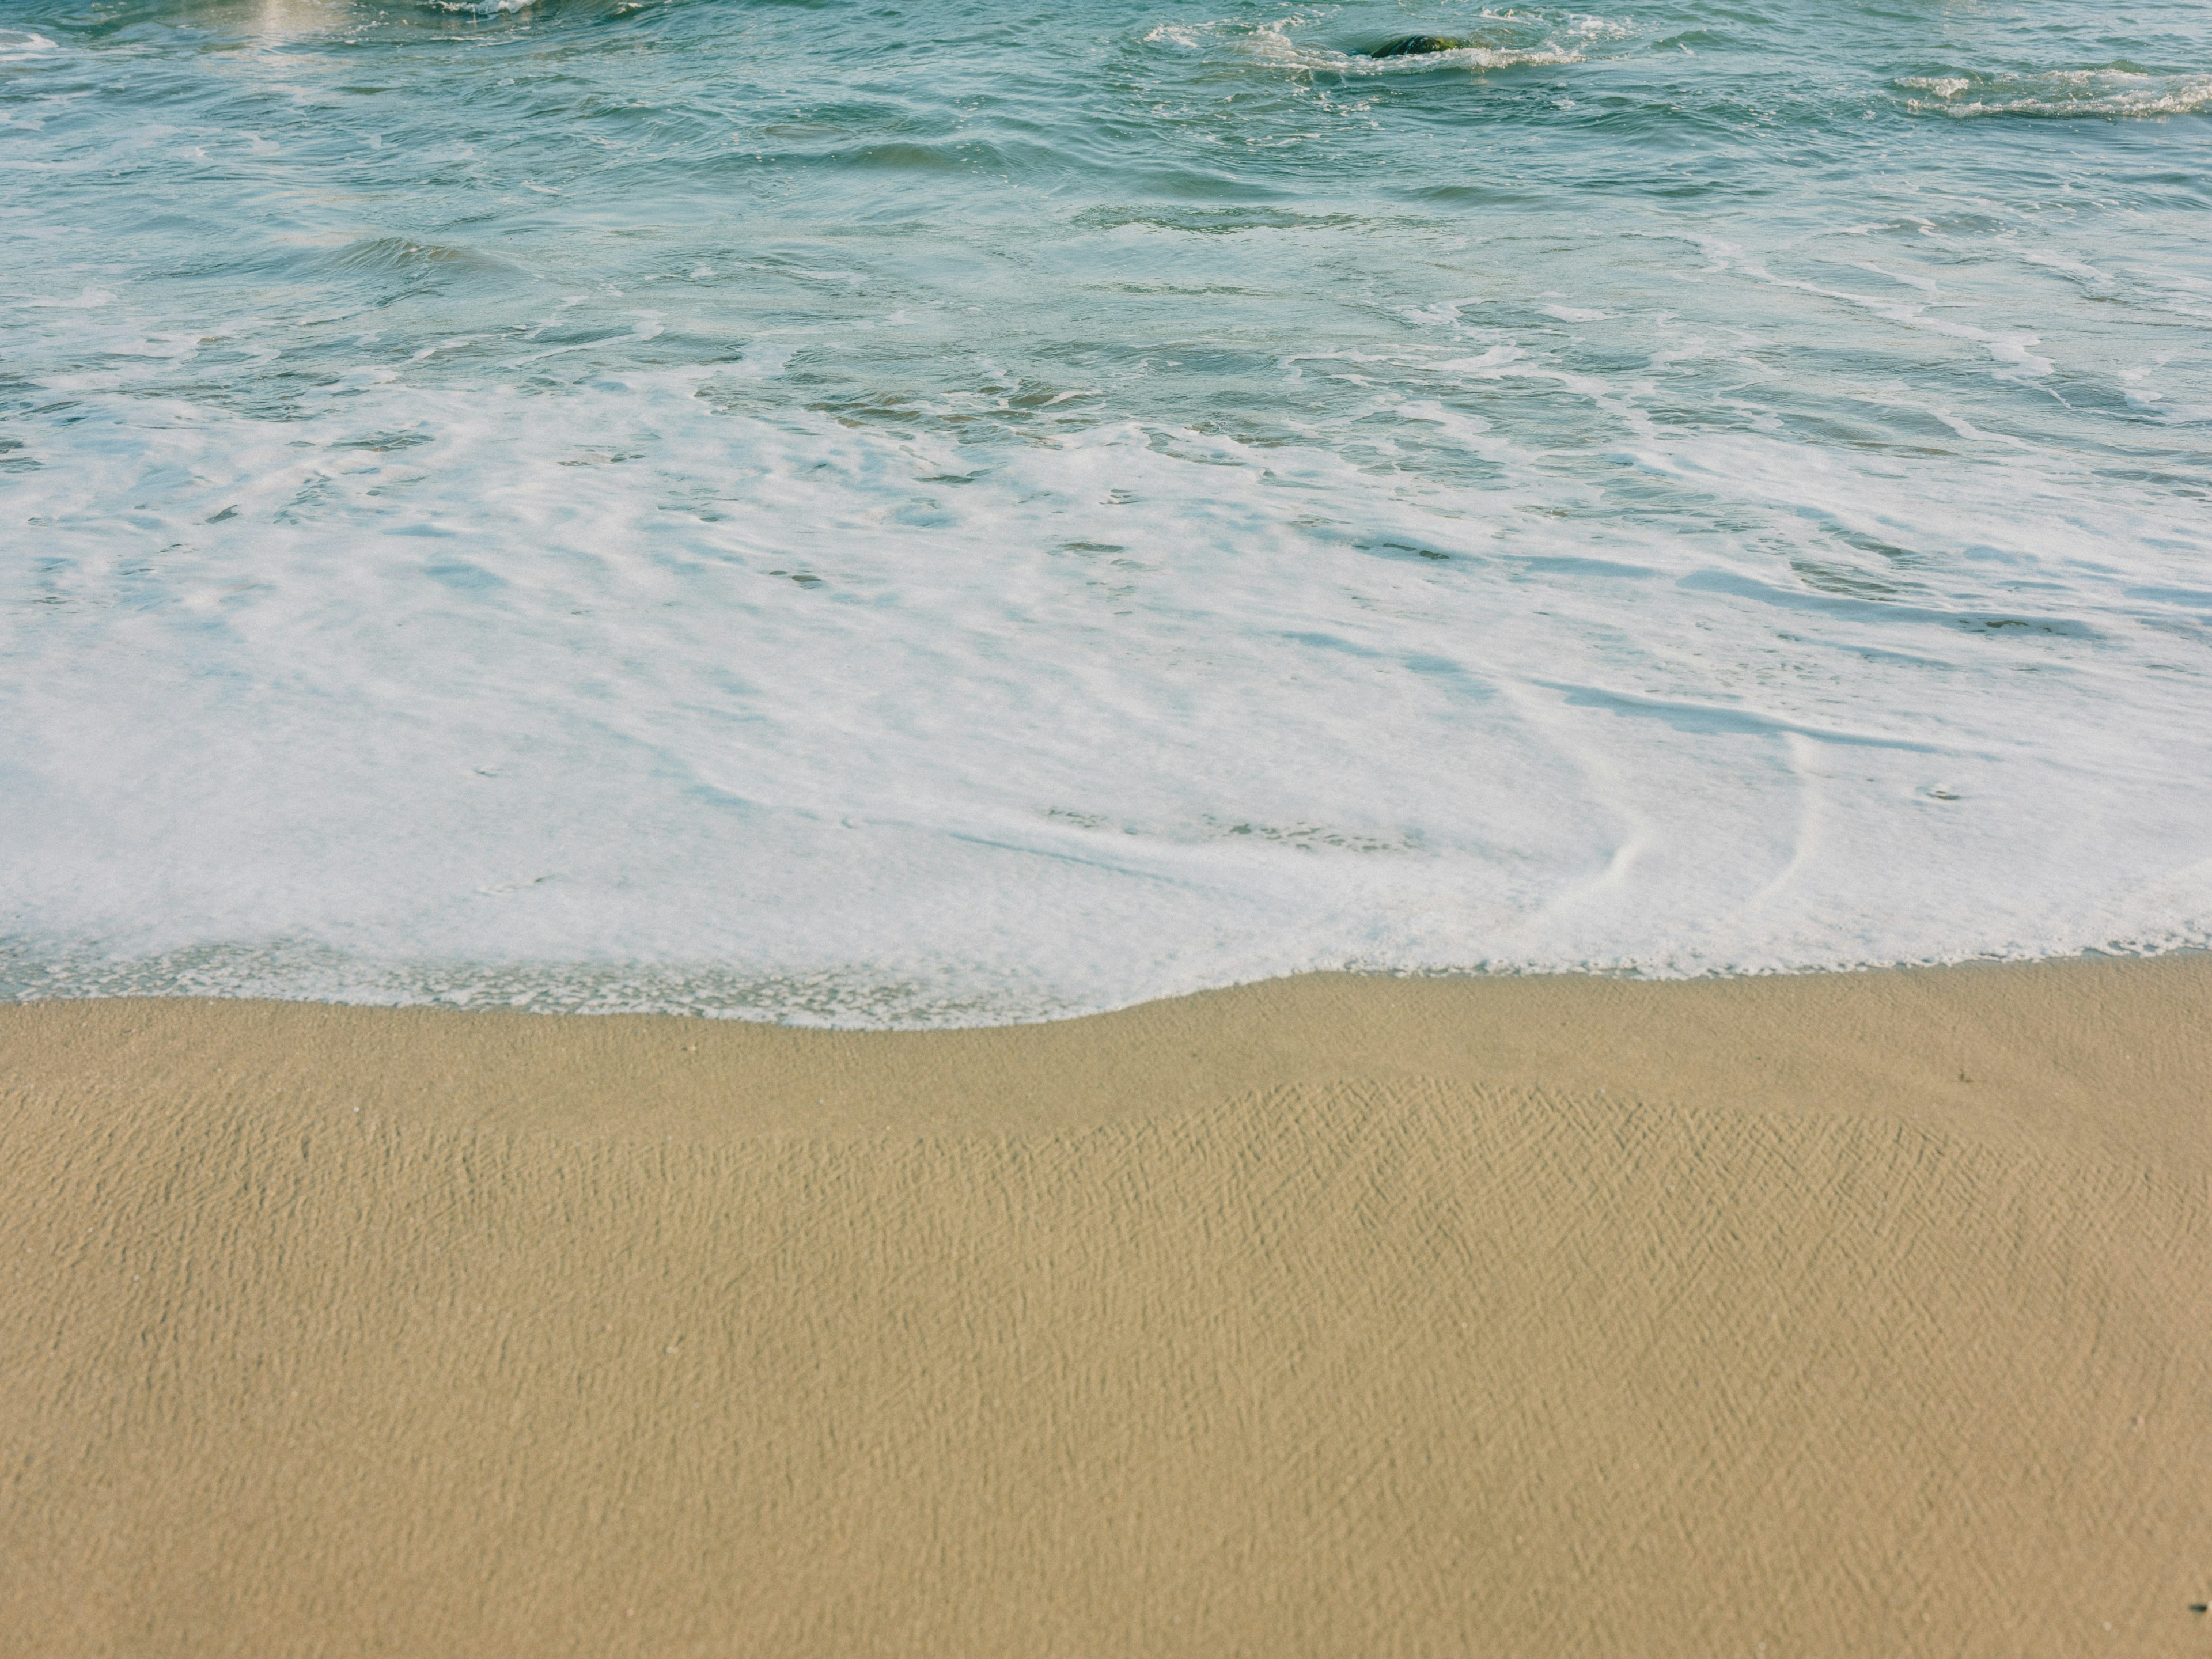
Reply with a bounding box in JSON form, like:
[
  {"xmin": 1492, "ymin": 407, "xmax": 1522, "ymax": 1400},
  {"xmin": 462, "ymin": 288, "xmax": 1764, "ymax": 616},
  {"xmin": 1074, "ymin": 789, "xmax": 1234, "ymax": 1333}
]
[{"xmin": 3, "ymin": 0, "xmax": 2209, "ymax": 1019}]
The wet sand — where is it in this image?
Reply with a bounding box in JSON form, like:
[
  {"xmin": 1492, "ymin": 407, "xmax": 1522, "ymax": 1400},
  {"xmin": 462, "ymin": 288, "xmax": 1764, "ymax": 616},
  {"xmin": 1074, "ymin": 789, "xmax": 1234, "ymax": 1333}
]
[{"xmin": 3, "ymin": 956, "xmax": 2208, "ymax": 1655}]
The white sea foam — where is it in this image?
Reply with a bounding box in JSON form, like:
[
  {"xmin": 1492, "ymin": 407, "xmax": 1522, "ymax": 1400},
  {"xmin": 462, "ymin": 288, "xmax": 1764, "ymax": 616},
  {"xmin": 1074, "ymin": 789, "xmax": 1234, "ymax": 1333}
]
[
  {"xmin": 5, "ymin": 359, "xmax": 2209, "ymax": 1019},
  {"xmin": 0, "ymin": 28, "xmax": 59, "ymax": 63},
  {"xmin": 5, "ymin": 0, "xmax": 2210, "ymax": 1021},
  {"xmin": 1897, "ymin": 69, "xmax": 2212, "ymax": 119}
]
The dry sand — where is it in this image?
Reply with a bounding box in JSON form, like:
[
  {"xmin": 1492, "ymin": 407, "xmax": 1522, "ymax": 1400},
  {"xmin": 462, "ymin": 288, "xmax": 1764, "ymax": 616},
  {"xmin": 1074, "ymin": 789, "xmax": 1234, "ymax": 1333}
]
[{"xmin": 3, "ymin": 956, "xmax": 2208, "ymax": 1656}]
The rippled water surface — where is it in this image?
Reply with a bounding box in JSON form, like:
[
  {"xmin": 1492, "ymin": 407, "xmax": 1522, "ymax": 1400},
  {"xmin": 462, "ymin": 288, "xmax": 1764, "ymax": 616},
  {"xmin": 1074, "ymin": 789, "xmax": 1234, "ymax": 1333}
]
[{"xmin": 4, "ymin": 0, "xmax": 2210, "ymax": 1018}]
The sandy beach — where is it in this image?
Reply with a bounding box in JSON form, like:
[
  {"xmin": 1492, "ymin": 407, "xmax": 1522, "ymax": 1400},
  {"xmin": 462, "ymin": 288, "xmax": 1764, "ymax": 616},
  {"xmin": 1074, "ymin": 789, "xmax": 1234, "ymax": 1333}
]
[{"xmin": 3, "ymin": 955, "xmax": 2207, "ymax": 1656}]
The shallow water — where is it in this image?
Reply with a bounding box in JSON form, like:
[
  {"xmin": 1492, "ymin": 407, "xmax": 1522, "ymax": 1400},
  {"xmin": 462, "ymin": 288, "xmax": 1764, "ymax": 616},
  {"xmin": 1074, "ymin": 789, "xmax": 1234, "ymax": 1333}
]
[{"xmin": 3, "ymin": 0, "xmax": 2209, "ymax": 1020}]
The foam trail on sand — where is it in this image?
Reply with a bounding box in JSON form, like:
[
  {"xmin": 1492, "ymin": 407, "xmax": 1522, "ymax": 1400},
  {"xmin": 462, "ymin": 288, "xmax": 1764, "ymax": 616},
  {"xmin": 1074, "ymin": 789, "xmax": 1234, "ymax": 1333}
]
[{"xmin": 5, "ymin": 366, "xmax": 2208, "ymax": 1019}]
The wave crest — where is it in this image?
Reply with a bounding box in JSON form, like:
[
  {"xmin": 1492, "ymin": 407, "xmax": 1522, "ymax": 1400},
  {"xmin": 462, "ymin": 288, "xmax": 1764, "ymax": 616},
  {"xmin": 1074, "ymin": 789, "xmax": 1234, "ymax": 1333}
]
[
  {"xmin": 0, "ymin": 28, "xmax": 60, "ymax": 63},
  {"xmin": 1897, "ymin": 67, "xmax": 2212, "ymax": 119}
]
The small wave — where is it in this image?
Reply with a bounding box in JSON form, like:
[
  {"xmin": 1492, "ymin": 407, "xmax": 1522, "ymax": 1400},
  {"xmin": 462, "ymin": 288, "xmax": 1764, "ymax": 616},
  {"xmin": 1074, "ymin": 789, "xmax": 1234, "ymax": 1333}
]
[
  {"xmin": 1150, "ymin": 13, "xmax": 1620, "ymax": 78},
  {"xmin": 0, "ymin": 28, "xmax": 61, "ymax": 63},
  {"xmin": 314, "ymin": 235, "xmax": 530, "ymax": 288},
  {"xmin": 1255, "ymin": 31, "xmax": 1590, "ymax": 77},
  {"xmin": 1896, "ymin": 67, "xmax": 2212, "ymax": 119},
  {"xmin": 1310, "ymin": 40, "xmax": 1586, "ymax": 75}
]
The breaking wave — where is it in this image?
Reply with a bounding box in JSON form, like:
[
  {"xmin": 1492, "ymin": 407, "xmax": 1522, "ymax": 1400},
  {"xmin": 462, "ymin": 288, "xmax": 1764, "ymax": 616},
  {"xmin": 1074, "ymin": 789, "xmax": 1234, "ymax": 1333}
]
[{"xmin": 1897, "ymin": 67, "xmax": 2212, "ymax": 119}]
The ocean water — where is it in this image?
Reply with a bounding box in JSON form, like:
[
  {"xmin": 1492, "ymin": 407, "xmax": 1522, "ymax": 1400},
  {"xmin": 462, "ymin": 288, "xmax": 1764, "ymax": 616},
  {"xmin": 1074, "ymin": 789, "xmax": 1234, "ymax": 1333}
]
[{"xmin": 3, "ymin": 0, "xmax": 2209, "ymax": 1021}]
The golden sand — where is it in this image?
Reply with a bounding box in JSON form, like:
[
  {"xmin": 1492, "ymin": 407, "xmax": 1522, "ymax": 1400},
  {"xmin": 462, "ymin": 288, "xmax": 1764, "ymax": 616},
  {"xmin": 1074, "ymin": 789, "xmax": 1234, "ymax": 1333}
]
[{"xmin": 3, "ymin": 956, "xmax": 2207, "ymax": 1655}]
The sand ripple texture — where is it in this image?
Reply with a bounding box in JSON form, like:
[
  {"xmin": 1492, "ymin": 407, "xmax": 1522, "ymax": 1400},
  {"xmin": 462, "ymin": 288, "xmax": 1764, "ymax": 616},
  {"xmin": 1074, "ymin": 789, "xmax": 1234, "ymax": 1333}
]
[{"xmin": 3, "ymin": 958, "xmax": 2210, "ymax": 1655}]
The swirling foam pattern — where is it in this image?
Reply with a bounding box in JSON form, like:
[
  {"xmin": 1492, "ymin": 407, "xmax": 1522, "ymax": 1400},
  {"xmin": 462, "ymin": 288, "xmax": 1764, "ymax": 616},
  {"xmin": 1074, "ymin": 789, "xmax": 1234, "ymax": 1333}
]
[{"xmin": 3, "ymin": 0, "xmax": 2210, "ymax": 1021}]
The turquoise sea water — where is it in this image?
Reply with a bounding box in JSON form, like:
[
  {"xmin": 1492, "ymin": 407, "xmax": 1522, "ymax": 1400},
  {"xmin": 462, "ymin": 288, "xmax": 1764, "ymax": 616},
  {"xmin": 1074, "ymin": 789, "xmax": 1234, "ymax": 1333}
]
[{"xmin": 3, "ymin": 1, "xmax": 2209, "ymax": 1019}]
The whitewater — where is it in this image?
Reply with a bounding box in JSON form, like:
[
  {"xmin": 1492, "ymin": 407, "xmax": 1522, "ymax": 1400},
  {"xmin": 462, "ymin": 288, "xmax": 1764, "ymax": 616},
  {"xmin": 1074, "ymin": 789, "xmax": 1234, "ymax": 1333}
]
[{"xmin": 2, "ymin": 0, "xmax": 2209, "ymax": 1021}]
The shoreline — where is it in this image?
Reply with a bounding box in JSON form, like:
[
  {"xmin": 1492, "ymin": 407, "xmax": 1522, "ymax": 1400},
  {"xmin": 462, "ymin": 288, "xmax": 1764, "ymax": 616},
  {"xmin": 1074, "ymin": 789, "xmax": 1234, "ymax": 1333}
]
[
  {"xmin": 6, "ymin": 955, "xmax": 2208, "ymax": 1654},
  {"xmin": 10, "ymin": 952, "xmax": 2205, "ymax": 1158}
]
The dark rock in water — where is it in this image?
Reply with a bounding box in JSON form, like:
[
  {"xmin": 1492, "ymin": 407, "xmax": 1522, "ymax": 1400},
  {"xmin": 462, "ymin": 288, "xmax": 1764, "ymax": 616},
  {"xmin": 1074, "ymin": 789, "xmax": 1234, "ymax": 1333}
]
[{"xmin": 1367, "ymin": 35, "xmax": 1464, "ymax": 59}]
